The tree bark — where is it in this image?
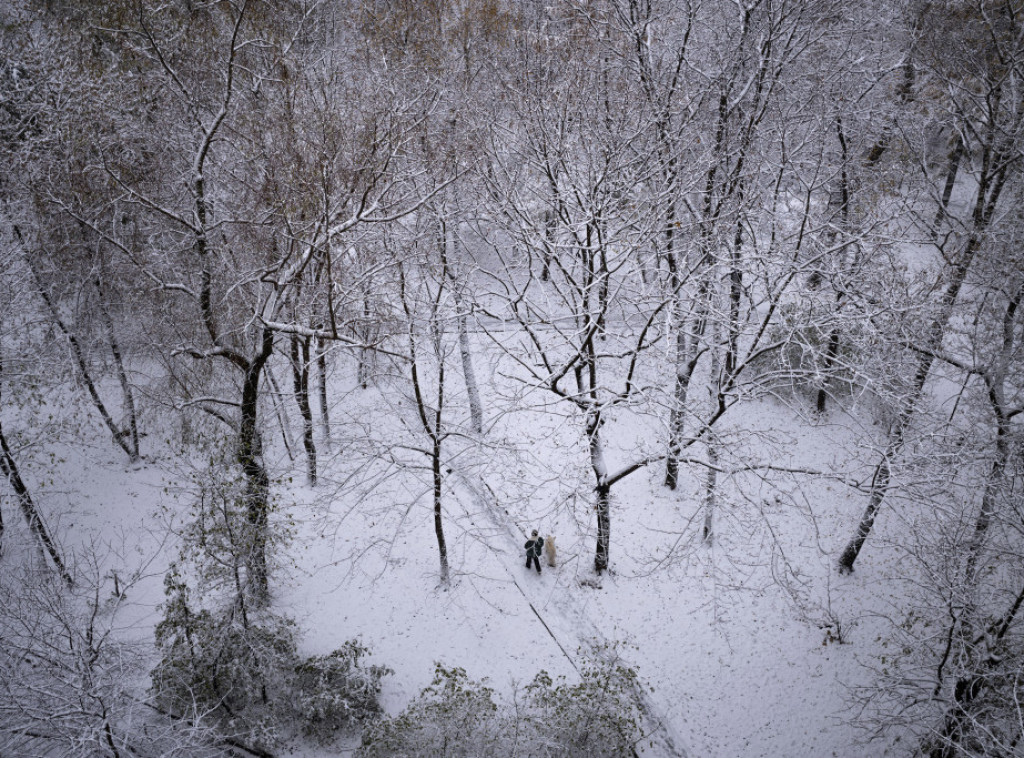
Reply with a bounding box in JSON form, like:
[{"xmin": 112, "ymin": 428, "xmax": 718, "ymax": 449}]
[
  {"xmin": 456, "ymin": 302, "xmax": 483, "ymax": 436},
  {"xmin": 432, "ymin": 434, "xmax": 449, "ymax": 585},
  {"xmin": 595, "ymin": 482, "xmax": 610, "ymax": 574},
  {"xmin": 932, "ymin": 134, "xmax": 964, "ymax": 232},
  {"xmin": 316, "ymin": 336, "xmax": 331, "ymax": 446},
  {"xmin": 0, "ymin": 353, "xmax": 72, "ymax": 585},
  {"xmin": 26, "ymin": 257, "xmax": 138, "ymax": 463},
  {"xmin": 94, "ymin": 278, "xmax": 140, "ymax": 462},
  {"xmin": 703, "ymin": 320, "xmax": 722, "ymax": 544},
  {"xmin": 439, "ymin": 219, "xmax": 483, "ymax": 436},
  {"xmin": 357, "ymin": 285, "xmax": 372, "ymax": 390},
  {"xmin": 0, "ymin": 427, "xmax": 72, "ymax": 586},
  {"xmin": 289, "ymin": 333, "xmax": 317, "ymax": 486},
  {"xmin": 237, "ymin": 328, "xmax": 274, "ymax": 606},
  {"xmin": 664, "ymin": 312, "xmax": 695, "ymax": 490},
  {"xmin": 587, "ymin": 409, "xmax": 611, "ymax": 573},
  {"xmin": 816, "ymin": 115, "xmax": 851, "ymax": 415}
]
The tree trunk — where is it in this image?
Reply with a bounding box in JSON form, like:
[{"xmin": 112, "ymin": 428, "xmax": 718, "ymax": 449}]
[
  {"xmin": 289, "ymin": 333, "xmax": 317, "ymax": 486},
  {"xmin": 432, "ymin": 347, "xmax": 449, "ymax": 584},
  {"xmin": 595, "ymin": 482, "xmax": 610, "ymax": 574},
  {"xmin": 587, "ymin": 409, "xmax": 611, "ymax": 573},
  {"xmin": 837, "ymin": 454, "xmax": 893, "ymax": 573},
  {"xmin": 666, "ymin": 276, "xmax": 710, "ymax": 488},
  {"xmin": 541, "ymin": 207, "xmax": 554, "ymax": 282},
  {"xmin": 0, "ymin": 429, "xmax": 72, "ymax": 586},
  {"xmin": 403, "ymin": 261, "xmax": 451, "ymax": 586},
  {"xmin": 448, "ymin": 273, "xmax": 482, "ymax": 437},
  {"xmin": 94, "ymin": 278, "xmax": 140, "ymax": 462},
  {"xmin": 815, "ymin": 325, "xmax": 842, "ymax": 414},
  {"xmin": 0, "ymin": 371, "xmax": 73, "ymax": 587},
  {"xmin": 358, "ymin": 288, "xmax": 372, "ymax": 390},
  {"xmin": 702, "ymin": 438, "xmax": 719, "ymax": 545},
  {"xmin": 725, "ymin": 194, "xmax": 745, "ymax": 379},
  {"xmin": 964, "ymin": 287, "xmax": 1020, "ymax": 582},
  {"xmin": 0, "ymin": 314, "xmax": 71, "ymax": 583},
  {"xmin": 237, "ymin": 328, "xmax": 274, "ymax": 606},
  {"xmin": 29, "ymin": 265, "xmax": 138, "ymax": 463},
  {"xmin": 838, "ymin": 142, "xmax": 1010, "ymax": 573},
  {"xmin": 837, "ymin": 261, "xmax": 966, "ymax": 573},
  {"xmin": 437, "ymin": 216, "xmax": 483, "ymax": 436},
  {"xmin": 457, "ymin": 304, "xmax": 483, "ymax": 436},
  {"xmin": 264, "ymin": 364, "xmax": 295, "ymax": 463},
  {"xmin": 933, "ymin": 134, "xmax": 964, "ymax": 232},
  {"xmin": 664, "ymin": 310, "xmax": 692, "ymax": 490},
  {"xmin": 816, "ymin": 115, "xmax": 851, "ymax": 415},
  {"xmin": 666, "ymin": 81, "xmax": 724, "ymax": 487},
  {"xmin": 703, "ymin": 322, "xmax": 722, "ymax": 544},
  {"xmin": 316, "ymin": 336, "xmax": 331, "ymax": 446},
  {"xmin": 432, "ymin": 436, "xmax": 449, "ymax": 585}
]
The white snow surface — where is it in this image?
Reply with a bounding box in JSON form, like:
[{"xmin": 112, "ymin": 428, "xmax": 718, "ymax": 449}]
[{"xmin": 3, "ymin": 342, "xmax": 920, "ymax": 758}]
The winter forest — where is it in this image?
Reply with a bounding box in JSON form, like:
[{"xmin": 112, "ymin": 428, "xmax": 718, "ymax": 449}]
[{"xmin": 1, "ymin": 0, "xmax": 1023, "ymax": 756}]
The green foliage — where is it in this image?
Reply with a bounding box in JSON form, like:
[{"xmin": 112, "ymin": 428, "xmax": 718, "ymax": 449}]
[
  {"xmin": 178, "ymin": 457, "xmax": 279, "ymax": 595},
  {"xmin": 294, "ymin": 641, "xmax": 393, "ymax": 741},
  {"xmin": 152, "ymin": 566, "xmax": 298, "ymax": 717},
  {"xmin": 357, "ymin": 644, "xmax": 645, "ymax": 758},
  {"xmin": 151, "ymin": 461, "xmax": 389, "ymax": 749},
  {"xmin": 152, "ymin": 566, "xmax": 390, "ymax": 747},
  {"xmin": 358, "ymin": 664, "xmax": 503, "ymax": 758},
  {"xmin": 522, "ymin": 644, "xmax": 644, "ymax": 757}
]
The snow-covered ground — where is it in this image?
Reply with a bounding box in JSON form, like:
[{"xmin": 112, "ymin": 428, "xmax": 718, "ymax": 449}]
[{"xmin": 2, "ymin": 338, "xmax": 926, "ymax": 758}]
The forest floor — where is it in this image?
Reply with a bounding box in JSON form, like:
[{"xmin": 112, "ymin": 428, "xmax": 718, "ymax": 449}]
[{"xmin": 5, "ymin": 345, "xmax": 921, "ymax": 758}]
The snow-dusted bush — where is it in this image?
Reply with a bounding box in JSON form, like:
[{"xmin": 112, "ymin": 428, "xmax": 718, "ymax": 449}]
[
  {"xmin": 357, "ymin": 664, "xmax": 504, "ymax": 758},
  {"xmin": 747, "ymin": 301, "xmax": 868, "ymax": 400},
  {"xmin": 0, "ymin": 561, "xmax": 224, "ymax": 758},
  {"xmin": 518, "ymin": 645, "xmax": 645, "ymax": 757},
  {"xmin": 151, "ymin": 460, "xmax": 389, "ymax": 749},
  {"xmin": 151, "ymin": 568, "xmax": 299, "ymax": 717},
  {"xmin": 293, "ymin": 641, "xmax": 393, "ymax": 741},
  {"xmin": 152, "ymin": 582, "xmax": 390, "ymax": 747},
  {"xmin": 357, "ymin": 645, "xmax": 645, "ymax": 758}
]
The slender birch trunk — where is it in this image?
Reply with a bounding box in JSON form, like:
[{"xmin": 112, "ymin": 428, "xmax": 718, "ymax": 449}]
[{"xmin": 439, "ymin": 219, "xmax": 483, "ymax": 436}]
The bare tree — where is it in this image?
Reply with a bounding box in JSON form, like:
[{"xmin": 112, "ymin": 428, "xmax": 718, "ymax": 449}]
[
  {"xmin": 837, "ymin": 0, "xmax": 1024, "ymax": 573},
  {"xmin": 482, "ymin": 28, "xmax": 671, "ymax": 572}
]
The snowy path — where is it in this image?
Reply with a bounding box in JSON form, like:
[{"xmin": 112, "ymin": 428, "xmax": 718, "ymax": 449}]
[{"xmin": 450, "ymin": 459, "xmax": 689, "ymax": 758}]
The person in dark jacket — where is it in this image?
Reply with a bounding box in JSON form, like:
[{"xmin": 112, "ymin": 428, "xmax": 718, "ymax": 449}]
[{"xmin": 524, "ymin": 530, "xmax": 544, "ymax": 574}]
